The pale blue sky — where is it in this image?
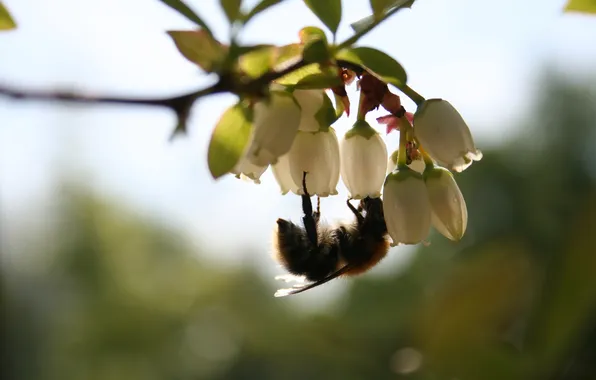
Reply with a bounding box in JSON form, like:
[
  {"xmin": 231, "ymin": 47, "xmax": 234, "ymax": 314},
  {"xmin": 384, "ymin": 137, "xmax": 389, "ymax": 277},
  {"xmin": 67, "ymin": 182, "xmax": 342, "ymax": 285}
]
[{"xmin": 1, "ymin": 0, "xmax": 595, "ymax": 300}]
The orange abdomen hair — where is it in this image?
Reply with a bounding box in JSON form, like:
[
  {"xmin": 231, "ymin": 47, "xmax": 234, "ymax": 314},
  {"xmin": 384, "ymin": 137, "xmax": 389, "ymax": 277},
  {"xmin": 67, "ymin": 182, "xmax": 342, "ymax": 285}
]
[{"xmin": 343, "ymin": 236, "xmax": 390, "ymax": 276}]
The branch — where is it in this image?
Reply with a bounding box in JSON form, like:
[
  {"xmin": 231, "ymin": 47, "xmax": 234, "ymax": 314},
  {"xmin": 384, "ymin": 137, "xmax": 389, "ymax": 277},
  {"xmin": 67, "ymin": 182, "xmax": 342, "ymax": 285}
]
[{"xmin": 0, "ymin": 58, "xmax": 306, "ymax": 109}]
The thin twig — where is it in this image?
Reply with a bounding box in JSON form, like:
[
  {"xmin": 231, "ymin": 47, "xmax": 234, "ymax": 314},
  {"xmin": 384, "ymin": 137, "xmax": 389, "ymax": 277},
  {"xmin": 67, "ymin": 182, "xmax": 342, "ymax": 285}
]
[{"xmin": 0, "ymin": 58, "xmax": 306, "ymax": 110}]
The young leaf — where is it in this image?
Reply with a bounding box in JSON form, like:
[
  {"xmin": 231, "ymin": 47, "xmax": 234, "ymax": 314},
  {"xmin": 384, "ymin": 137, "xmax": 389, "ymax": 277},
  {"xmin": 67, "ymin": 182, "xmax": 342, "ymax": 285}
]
[
  {"xmin": 303, "ymin": 0, "xmax": 342, "ymax": 35},
  {"xmin": 208, "ymin": 103, "xmax": 253, "ymax": 179},
  {"xmin": 564, "ymin": 0, "xmax": 596, "ymax": 14},
  {"xmin": 159, "ymin": 0, "xmax": 213, "ymax": 36},
  {"xmin": 276, "ymin": 63, "xmax": 323, "ymax": 86},
  {"xmin": 302, "ymin": 38, "xmax": 330, "ymax": 63},
  {"xmin": 239, "ymin": 45, "xmax": 276, "ymax": 78},
  {"xmin": 274, "ymin": 43, "xmax": 303, "ymax": 69},
  {"xmin": 243, "ymin": 0, "xmax": 285, "ymax": 23},
  {"xmin": 299, "ymin": 26, "xmax": 328, "ymax": 43},
  {"xmin": 293, "ymin": 72, "xmax": 342, "ymax": 90},
  {"xmin": 0, "ymin": 3, "xmax": 16, "ymax": 30},
  {"xmin": 167, "ymin": 30, "xmax": 227, "ymax": 72},
  {"xmin": 220, "ymin": 0, "xmax": 243, "ymax": 23},
  {"xmin": 336, "ymin": 47, "xmax": 407, "ymax": 87}
]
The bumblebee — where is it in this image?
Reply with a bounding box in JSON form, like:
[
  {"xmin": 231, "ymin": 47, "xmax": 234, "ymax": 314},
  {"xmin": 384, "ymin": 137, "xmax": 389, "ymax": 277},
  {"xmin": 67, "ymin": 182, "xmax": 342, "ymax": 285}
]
[{"xmin": 272, "ymin": 173, "xmax": 391, "ymax": 297}]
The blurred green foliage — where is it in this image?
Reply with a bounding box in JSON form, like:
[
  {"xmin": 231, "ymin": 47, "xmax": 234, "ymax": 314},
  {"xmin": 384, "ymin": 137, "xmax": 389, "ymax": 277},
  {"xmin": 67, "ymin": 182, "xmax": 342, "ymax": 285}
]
[
  {"xmin": 2, "ymin": 73, "xmax": 596, "ymax": 380},
  {"xmin": 0, "ymin": 2, "xmax": 17, "ymax": 30}
]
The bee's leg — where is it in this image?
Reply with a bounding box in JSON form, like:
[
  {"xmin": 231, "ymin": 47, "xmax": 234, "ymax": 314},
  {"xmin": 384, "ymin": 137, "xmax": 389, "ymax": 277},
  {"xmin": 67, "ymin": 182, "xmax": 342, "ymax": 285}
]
[
  {"xmin": 357, "ymin": 200, "xmax": 364, "ymax": 213},
  {"xmin": 346, "ymin": 199, "xmax": 365, "ymax": 224},
  {"xmin": 301, "ymin": 172, "xmax": 319, "ymax": 246},
  {"xmin": 316, "ymin": 196, "xmax": 321, "ymax": 218}
]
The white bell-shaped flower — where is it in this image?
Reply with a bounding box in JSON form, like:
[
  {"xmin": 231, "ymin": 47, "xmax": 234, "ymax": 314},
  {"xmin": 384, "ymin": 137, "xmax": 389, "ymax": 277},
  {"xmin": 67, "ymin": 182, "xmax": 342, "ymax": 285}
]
[
  {"xmin": 286, "ymin": 128, "xmax": 340, "ymax": 196},
  {"xmin": 383, "ymin": 168, "xmax": 431, "ymax": 246},
  {"xmin": 231, "ymin": 157, "xmax": 268, "ymax": 184},
  {"xmin": 325, "ymin": 128, "xmax": 340, "ymax": 196},
  {"xmin": 340, "ymin": 120, "xmax": 387, "ymax": 199},
  {"xmin": 293, "ymin": 89, "xmax": 325, "ymax": 132},
  {"xmin": 387, "ymin": 149, "xmax": 425, "ymax": 174},
  {"xmin": 246, "ymin": 91, "xmax": 301, "ymax": 166},
  {"xmin": 424, "ymin": 167, "xmax": 468, "ymax": 241},
  {"xmin": 413, "ymin": 99, "xmax": 482, "ymax": 172},
  {"xmin": 272, "ymin": 154, "xmax": 300, "ymax": 195}
]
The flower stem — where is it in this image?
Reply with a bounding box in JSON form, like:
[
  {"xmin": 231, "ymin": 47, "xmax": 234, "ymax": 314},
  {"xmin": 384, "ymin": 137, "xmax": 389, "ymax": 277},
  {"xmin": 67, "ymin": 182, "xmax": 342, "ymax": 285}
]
[
  {"xmin": 399, "ymin": 84, "xmax": 425, "ymax": 107},
  {"xmin": 356, "ymin": 90, "xmax": 367, "ymax": 121},
  {"xmin": 419, "ymin": 147, "xmax": 435, "ymax": 170},
  {"xmin": 397, "ymin": 117, "xmax": 410, "ymax": 169}
]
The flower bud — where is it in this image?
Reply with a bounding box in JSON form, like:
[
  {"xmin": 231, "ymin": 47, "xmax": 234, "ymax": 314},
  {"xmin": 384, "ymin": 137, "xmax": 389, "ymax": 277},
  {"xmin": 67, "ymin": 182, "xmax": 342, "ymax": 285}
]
[
  {"xmin": 413, "ymin": 99, "xmax": 482, "ymax": 172},
  {"xmin": 340, "ymin": 120, "xmax": 387, "ymax": 199},
  {"xmin": 231, "ymin": 157, "xmax": 268, "ymax": 184},
  {"xmin": 387, "ymin": 149, "xmax": 425, "ymax": 174},
  {"xmin": 246, "ymin": 91, "xmax": 301, "ymax": 166},
  {"xmin": 383, "ymin": 168, "xmax": 431, "ymax": 245},
  {"xmin": 287, "ymin": 128, "xmax": 340, "ymax": 196},
  {"xmin": 424, "ymin": 167, "xmax": 467, "ymax": 241}
]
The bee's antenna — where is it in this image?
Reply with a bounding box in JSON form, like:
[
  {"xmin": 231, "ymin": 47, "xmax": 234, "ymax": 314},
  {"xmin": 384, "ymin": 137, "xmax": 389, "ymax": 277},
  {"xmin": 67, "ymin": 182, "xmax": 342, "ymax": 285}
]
[{"xmin": 316, "ymin": 196, "xmax": 321, "ymax": 216}]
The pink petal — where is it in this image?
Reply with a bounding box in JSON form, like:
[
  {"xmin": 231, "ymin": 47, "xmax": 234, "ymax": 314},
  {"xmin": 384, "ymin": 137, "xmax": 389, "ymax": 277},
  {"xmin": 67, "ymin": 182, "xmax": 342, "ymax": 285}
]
[{"xmin": 377, "ymin": 115, "xmax": 399, "ymax": 134}]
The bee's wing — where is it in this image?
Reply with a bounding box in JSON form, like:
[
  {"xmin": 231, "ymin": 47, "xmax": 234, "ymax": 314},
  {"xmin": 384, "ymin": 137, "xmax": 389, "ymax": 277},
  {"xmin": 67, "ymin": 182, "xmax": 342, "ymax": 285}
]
[{"xmin": 274, "ymin": 264, "xmax": 353, "ymax": 297}]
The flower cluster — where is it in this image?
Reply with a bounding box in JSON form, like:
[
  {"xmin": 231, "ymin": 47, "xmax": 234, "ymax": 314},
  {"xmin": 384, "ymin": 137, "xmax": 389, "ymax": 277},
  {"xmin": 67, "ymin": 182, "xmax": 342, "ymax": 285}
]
[{"xmin": 230, "ymin": 73, "xmax": 481, "ymax": 246}]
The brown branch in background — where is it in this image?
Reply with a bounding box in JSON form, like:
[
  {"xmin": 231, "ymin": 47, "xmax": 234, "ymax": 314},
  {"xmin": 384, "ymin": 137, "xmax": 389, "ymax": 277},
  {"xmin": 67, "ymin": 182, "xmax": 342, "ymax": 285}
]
[
  {"xmin": 0, "ymin": 58, "xmax": 307, "ymax": 108},
  {"xmin": 0, "ymin": 58, "xmax": 307, "ymax": 134}
]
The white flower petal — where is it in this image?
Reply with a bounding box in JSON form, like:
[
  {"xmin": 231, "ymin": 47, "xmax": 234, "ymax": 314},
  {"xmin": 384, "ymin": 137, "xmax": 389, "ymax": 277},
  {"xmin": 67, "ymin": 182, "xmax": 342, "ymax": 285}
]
[
  {"xmin": 383, "ymin": 169, "xmax": 431, "ymax": 245},
  {"xmin": 287, "ymin": 130, "xmax": 338, "ymax": 196},
  {"xmin": 425, "ymin": 167, "xmax": 467, "ymax": 240},
  {"xmin": 231, "ymin": 157, "xmax": 268, "ymax": 184},
  {"xmin": 325, "ymin": 128, "xmax": 340, "ymax": 196},
  {"xmin": 247, "ymin": 91, "xmax": 301, "ymax": 166},
  {"xmin": 272, "ymin": 154, "xmax": 300, "ymax": 194},
  {"xmin": 340, "ymin": 126, "xmax": 387, "ymax": 199},
  {"xmin": 414, "ymin": 99, "xmax": 482, "ymax": 172}
]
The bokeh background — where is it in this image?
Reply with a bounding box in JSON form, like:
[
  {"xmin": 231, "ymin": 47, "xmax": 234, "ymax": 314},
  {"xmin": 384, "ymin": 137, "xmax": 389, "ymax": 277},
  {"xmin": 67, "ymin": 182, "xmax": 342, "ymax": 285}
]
[{"xmin": 2, "ymin": 0, "xmax": 596, "ymax": 379}]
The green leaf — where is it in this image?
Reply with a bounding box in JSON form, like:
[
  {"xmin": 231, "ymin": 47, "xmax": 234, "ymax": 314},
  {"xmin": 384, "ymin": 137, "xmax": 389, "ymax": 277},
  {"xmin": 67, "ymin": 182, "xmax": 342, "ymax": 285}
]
[
  {"xmin": 336, "ymin": 47, "xmax": 407, "ymax": 87},
  {"xmin": 0, "ymin": 3, "xmax": 16, "ymax": 30},
  {"xmin": 243, "ymin": 0, "xmax": 285, "ymax": 23},
  {"xmin": 351, "ymin": 0, "xmax": 414, "ymax": 32},
  {"xmin": 276, "ymin": 63, "xmax": 323, "ymax": 86},
  {"xmin": 167, "ymin": 30, "xmax": 227, "ymax": 72},
  {"xmin": 293, "ymin": 72, "xmax": 342, "ymax": 89},
  {"xmin": 315, "ymin": 93, "xmax": 340, "ymax": 129},
  {"xmin": 564, "ymin": 0, "xmax": 596, "ymax": 14},
  {"xmin": 273, "ymin": 43, "xmax": 303, "ymax": 68},
  {"xmin": 303, "ymin": 0, "xmax": 342, "ymax": 35},
  {"xmin": 239, "ymin": 45, "xmax": 276, "ymax": 78},
  {"xmin": 302, "ymin": 38, "xmax": 330, "ymax": 64},
  {"xmin": 299, "ymin": 26, "xmax": 328, "ymax": 43},
  {"xmin": 208, "ymin": 103, "xmax": 253, "ymax": 179},
  {"xmin": 333, "ymin": 93, "xmax": 346, "ymax": 118},
  {"xmin": 159, "ymin": 0, "xmax": 213, "ymax": 36},
  {"xmin": 220, "ymin": 0, "xmax": 243, "ymax": 23}
]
